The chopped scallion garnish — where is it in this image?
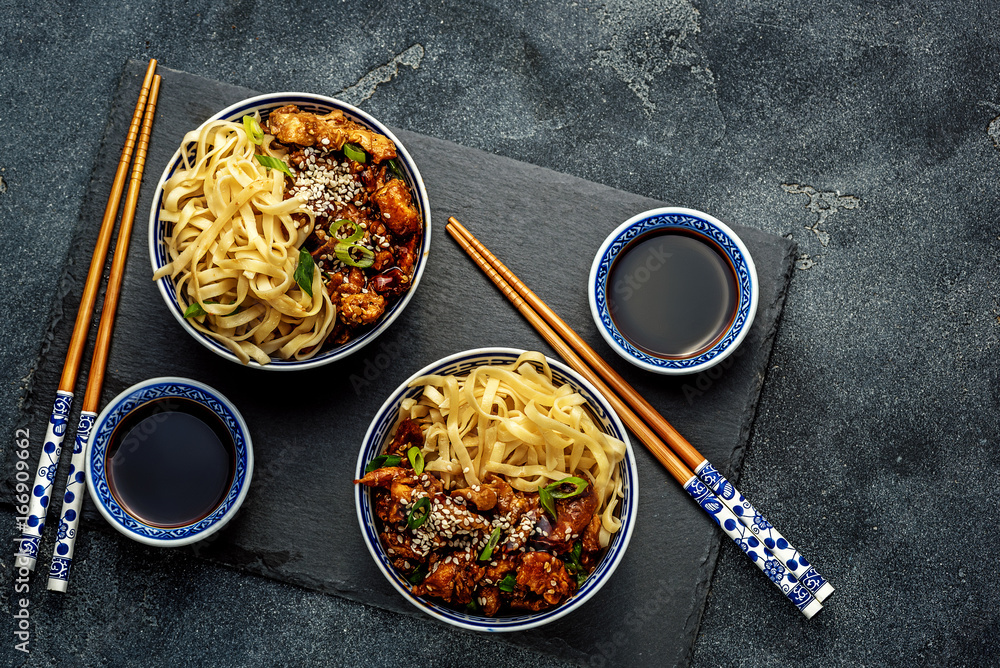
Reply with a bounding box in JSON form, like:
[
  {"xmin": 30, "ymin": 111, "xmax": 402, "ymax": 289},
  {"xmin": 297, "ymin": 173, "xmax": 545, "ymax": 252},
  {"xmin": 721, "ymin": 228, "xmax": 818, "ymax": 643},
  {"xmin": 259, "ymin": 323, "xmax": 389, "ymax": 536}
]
[
  {"xmin": 406, "ymin": 564, "xmax": 426, "ymax": 585},
  {"xmin": 343, "ymin": 142, "xmax": 366, "ymax": 163},
  {"xmin": 329, "ymin": 218, "xmax": 364, "ymax": 243},
  {"xmin": 254, "ymin": 154, "xmax": 294, "ymax": 179},
  {"xmin": 545, "ymin": 477, "xmax": 589, "ymax": 499},
  {"xmin": 538, "ymin": 477, "xmax": 589, "ymax": 519},
  {"xmin": 386, "ymin": 158, "xmax": 405, "ymax": 181},
  {"xmin": 407, "ymin": 497, "xmax": 431, "ymax": 530},
  {"xmin": 334, "ymin": 242, "xmax": 374, "ymax": 269},
  {"xmin": 538, "ymin": 486, "xmax": 556, "ymax": 520},
  {"xmin": 498, "ymin": 573, "xmax": 516, "ymax": 593},
  {"xmin": 363, "ymin": 454, "xmax": 402, "ymax": 474},
  {"xmin": 242, "ymin": 115, "xmax": 264, "ymax": 144},
  {"xmin": 293, "ymin": 248, "xmax": 315, "ymax": 297},
  {"xmin": 407, "ymin": 446, "xmax": 425, "ymax": 475},
  {"xmin": 479, "ymin": 526, "xmax": 503, "ymax": 561},
  {"xmin": 183, "ymin": 302, "xmax": 207, "ymax": 318}
]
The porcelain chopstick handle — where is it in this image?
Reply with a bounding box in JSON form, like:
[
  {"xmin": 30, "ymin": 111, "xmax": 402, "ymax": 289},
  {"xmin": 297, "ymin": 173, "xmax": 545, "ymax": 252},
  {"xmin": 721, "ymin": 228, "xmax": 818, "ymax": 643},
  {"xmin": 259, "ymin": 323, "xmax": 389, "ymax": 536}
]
[
  {"xmin": 14, "ymin": 391, "xmax": 74, "ymax": 570},
  {"xmin": 695, "ymin": 461, "xmax": 834, "ymax": 601},
  {"xmin": 684, "ymin": 476, "xmax": 822, "ymax": 618},
  {"xmin": 46, "ymin": 411, "xmax": 96, "ymax": 591}
]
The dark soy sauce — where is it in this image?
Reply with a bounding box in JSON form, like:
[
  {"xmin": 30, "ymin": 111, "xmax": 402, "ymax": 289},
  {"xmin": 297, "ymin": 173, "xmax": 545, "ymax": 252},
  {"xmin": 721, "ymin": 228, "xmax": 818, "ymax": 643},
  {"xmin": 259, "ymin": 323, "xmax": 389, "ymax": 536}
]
[
  {"xmin": 106, "ymin": 398, "xmax": 235, "ymax": 527},
  {"xmin": 607, "ymin": 230, "xmax": 739, "ymax": 358}
]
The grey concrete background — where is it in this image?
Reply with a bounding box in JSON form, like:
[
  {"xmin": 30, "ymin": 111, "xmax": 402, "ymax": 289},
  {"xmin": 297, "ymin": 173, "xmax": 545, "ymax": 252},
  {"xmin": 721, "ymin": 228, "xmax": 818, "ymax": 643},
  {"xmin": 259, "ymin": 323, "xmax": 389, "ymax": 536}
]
[{"xmin": 1, "ymin": 1, "xmax": 998, "ymax": 666}]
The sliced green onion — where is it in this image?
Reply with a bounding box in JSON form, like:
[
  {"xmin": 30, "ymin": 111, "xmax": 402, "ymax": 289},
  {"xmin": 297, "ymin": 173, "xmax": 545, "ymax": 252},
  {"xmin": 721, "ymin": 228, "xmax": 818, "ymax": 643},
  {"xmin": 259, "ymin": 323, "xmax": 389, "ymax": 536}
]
[
  {"xmin": 406, "ymin": 564, "xmax": 426, "ymax": 585},
  {"xmin": 544, "ymin": 476, "xmax": 589, "ymax": 499},
  {"xmin": 407, "ymin": 446, "xmax": 425, "ymax": 475},
  {"xmin": 386, "ymin": 158, "xmax": 405, "ymax": 181},
  {"xmin": 183, "ymin": 300, "xmax": 240, "ymax": 318},
  {"xmin": 479, "ymin": 526, "xmax": 503, "ymax": 561},
  {"xmin": 183, "ymin": 302, "xmax": 207, "ymax": 318},
  {"xmin": 363, "ymin": 454, "xmax": 402, "ymax": 474},
  {"xmin": 294, "ymin": 248, "xmax": 315, "ymax": 297},
  {"xmin": 498, "ymin": 573, "xmax": 516, "ymax": 593},
  {"xmin": 407, "ymin": 496, "xmax": 431, "ymax": 530},
  {"xmin": 465, "ymin": 599, "xmax": 480, "ymax": 613},
  {"xmin": 329, "ymin": 218, "xmax": 364, "ymax": 243},
  {"xmin": 561, "ymin": 541, "xmax": 588, "ymax": 587},
  {"xmin": 563, "ymin": 542, "xmax": 583, "ymax": 572},
  {"xmin": 242, "ymin": 115, "xmax": 264, "ymax": 144},
  {"xmin": 538, "ymin": 486, "xmax": 557, "ymax": 520},
  {"xmin": 343, "ymin": 142, "xmax": 367, "ymax": 163},
  {"xmin": 334, "ymin": 242, "xmax": 375, "ymax": 268},
  {"xmin": 254, "ymin": 154, "xmax": 294, "ymax": 178}
]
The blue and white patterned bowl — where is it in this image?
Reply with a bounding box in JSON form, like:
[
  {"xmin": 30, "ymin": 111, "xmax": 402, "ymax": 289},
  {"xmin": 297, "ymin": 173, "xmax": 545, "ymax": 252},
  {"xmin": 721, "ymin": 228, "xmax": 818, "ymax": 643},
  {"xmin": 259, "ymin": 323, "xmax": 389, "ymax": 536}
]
[
  {"xmin": 85, "ymin": 378, "xmax": 253, "ymax": 547},
  {"xmin": 148, "ymin": 92, "xmax": 432, "ymax": 371},
  {"xmin": 354, "ymin": 348, "xmax": 639, "ymax": 632},
  {"xmin": 588, "ymin": 207, "xmax": 758, "ymax": 375}
]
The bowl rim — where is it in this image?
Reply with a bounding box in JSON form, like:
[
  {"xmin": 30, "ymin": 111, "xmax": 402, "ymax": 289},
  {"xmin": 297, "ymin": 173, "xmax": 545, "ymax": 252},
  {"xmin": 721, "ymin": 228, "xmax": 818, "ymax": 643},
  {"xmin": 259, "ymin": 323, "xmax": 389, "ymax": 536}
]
[
  {"xmin": 147, "ymin": 92, "xmax": 432, "ymax": 371},
  {"xmin": 588, "ymin": 207, "xmax": 759, "ymax": 375},
  {"xmin": 353, "ymin": 347, "xmax": 639, "ymax": 632},
  {"xmin": 85, "ymin": 376, "xmax": 254, "ymax": 547}
]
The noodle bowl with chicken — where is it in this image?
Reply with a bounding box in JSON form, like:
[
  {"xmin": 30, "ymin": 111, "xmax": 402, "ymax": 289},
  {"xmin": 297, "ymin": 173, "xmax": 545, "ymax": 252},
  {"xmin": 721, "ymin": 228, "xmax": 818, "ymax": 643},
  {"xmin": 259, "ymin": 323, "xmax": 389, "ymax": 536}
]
[
  {"xmin": 149, "ymin": 94, "xmax": 430, "ymax": 369},
  {"xmin": 355, "ymin": 349, "xmax": 639, "ymax": 630}
]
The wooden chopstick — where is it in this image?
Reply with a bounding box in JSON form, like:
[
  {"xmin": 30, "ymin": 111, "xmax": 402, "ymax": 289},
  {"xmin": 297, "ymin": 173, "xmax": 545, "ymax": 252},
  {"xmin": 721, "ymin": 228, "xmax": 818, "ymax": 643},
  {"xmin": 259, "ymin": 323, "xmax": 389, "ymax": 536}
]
[
  {"xmin": 446, "ymin": 217, "xmax": 829, "ymax": 615},
  {"xmin": 447, "ymin": 217, "xmax": 704, "ymax": 469},
  {"xmin": 47, "ymin": 73, "xmax": 162, "ymax": 592},
  {"xmin": 14, "ymin": 59, "xmax": 158, "ymax": 572}
]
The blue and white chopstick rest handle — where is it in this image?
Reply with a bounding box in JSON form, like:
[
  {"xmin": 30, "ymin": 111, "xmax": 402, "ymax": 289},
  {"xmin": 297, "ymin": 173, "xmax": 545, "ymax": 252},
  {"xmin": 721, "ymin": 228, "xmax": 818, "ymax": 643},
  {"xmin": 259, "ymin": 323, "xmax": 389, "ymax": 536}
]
[
  {"xmin": 47, "ymin": 411, "xmax": 95, "ymax": 592},
  {"xmin": 684, "ymin": 477, "xmax": 822, "ymax": 618},
  {"xmin": 696, "ymin": 462, "xmax": 834, "ymax": 602},
  {"xmin": 15, "ymin": 391, "xmax": 73, "ymax": 570}
]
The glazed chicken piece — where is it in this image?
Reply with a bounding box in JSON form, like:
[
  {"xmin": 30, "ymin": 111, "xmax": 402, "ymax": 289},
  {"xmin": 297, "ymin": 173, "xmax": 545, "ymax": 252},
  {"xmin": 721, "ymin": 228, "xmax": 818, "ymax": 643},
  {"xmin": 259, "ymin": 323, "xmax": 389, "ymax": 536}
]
[
  {"xmin": 450, "ymin": 478, "xmax": 503, "ymax": 511},
  {"xmin": 267, "ymin": 105, "xmax": 397, "ymax": 162},
  {"xmin": 425, "ymin": 494, "xmax": 493, "ymax": 536},
  {"xmin": 516, "ymin": 551, "xmax": 575, "ymax": 606},
  {"xmin": 581, "ymin": 515, "xmax": 602, "ymax": 555},
  {"xmin": 489, "ymin": 474, "xmax": 533, "ymax": 517},
  {"xmin": 532, "ymin": 486, "xmax": 598, "ymax": 553},
  {"xmin": 340, "ymin": 292, "xmax": 386, "ymax": 326},
  {"xmin": 373, "ymin": 179, "xmax": 421, "ymax": 237},
  {"xmin": 476, "ymin": 586, "xmax": 503, "ymax": 617},
  {"xmin": 356, "ymin": 467, "xmax": 415, "ymax": 524},
  {"xmin": 356, "ymin": 466, "xmax": 440, "ymax": 525},
  {"xmin": 381, "ymin": 529, "xmax": 425, "ymax": 568},
  {"xmin": 483, "ymin": 555, "xmax": 517, "ymax": 582},
  {"xmin": 386, "ymin": 418, "xmax": 424, "ymax": 457},
  {"xmin": 412, "ymin": 547, "xmax": 484, "ymax": 605}
]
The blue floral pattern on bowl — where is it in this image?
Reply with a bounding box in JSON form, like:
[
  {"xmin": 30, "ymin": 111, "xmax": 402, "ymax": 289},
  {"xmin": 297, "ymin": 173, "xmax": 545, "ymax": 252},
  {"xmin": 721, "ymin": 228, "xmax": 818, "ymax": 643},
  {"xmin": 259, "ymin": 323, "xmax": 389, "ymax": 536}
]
[
  {"xmin": 354, "ymin": 348, "xmax": 639, "ymax": 632},
  {"xmin": 148, "ymin": 93, "xmax": 432, "ymax": 371},
  {"xmin": 85, "ymin": 378, "xmax": 253, "ymax": 547},
  {"xmin": 589, "ymin": 208, "xmax": 758, "ymax": 375}
]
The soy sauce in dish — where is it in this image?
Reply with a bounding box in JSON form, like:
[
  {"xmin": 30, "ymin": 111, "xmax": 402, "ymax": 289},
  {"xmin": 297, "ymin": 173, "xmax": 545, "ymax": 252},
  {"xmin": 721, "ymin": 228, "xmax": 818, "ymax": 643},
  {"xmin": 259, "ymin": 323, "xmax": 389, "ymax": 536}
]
[
  {"xmin": 607, "ymin": 230, "xmax": 738, "ymax": 358},
  {"xmin": 106, "ymin": 398, "xmax": 235, "ymax": 527}
]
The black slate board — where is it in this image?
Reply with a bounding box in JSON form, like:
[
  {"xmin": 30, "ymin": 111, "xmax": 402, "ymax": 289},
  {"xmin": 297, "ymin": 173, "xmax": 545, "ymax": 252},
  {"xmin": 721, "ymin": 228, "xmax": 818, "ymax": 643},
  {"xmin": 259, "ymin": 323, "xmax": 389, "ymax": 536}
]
[{"xmin": 8, "ymin": 61, "xmax": 795, "ymax": 666}]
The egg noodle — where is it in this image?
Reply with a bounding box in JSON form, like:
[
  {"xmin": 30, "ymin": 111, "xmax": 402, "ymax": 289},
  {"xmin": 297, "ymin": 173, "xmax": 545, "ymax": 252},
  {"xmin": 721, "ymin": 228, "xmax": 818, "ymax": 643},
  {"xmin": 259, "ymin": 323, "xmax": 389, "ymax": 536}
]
[
  {"xmin": 152, "ymin": 116, "xmax": 336, "ymax": 364},
  {"xmin": 396, "ymin": 351, "xmax": 626, "ymax": 546}
]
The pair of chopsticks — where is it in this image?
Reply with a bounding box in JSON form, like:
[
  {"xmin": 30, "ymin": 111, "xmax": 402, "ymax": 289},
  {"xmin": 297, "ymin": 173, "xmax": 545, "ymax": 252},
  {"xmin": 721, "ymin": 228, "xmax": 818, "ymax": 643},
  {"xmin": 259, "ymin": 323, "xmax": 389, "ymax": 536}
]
[
  {"xmin": 446, "ymin": 217, "xmax": 833, "ymax": 618},
  {"xmin": 13, "ymin": 60, "xmax": 161, "ymax": 593}
]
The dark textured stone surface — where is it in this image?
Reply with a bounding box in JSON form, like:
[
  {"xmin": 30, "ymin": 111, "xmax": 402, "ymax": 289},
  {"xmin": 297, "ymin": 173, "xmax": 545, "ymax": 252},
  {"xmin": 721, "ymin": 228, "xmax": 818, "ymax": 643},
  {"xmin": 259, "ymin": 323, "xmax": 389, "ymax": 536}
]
[
  {"xmin": 3, "ymin": 62, "xmax": 792, "ymax": 666},
  {"xmin": 2, "ymin": 1, "xmax": 999, "ymax": 666}
]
